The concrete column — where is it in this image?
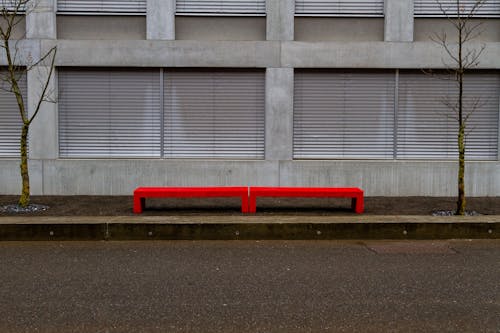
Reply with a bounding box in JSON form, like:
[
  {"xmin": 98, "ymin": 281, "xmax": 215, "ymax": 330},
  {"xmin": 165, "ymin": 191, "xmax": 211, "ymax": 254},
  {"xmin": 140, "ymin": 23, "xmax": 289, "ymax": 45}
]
[
  {"xmin": 147, "ymin": 0, "xmax": 175, "ymax": 40},
  {"xmin": 384, "ymin": 0, "xmax": 414, "ymax": 42},
  {"xmin": 26, "ymin": 0, "xmax": 58, "ymax": 161},
  {"xmin": 27, "ymin": 66, "xmax": 58, "ymax": 159},
  {"xmin": 266, "ymin": 0, "xmax": 294, "ymax": 41},
  {"xmin": 265, "ymin": 68, "xmax": 294, "ymax": 161},
  {"xmin": 26, "ymin": 0, "xmax": 56, "ymax": 39}
]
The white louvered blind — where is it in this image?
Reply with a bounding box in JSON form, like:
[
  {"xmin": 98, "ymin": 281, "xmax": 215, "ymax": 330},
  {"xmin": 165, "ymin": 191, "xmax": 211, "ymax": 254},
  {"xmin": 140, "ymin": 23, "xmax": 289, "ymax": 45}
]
[
  {"xmin": 0, "ymin": 71, "xmax": 27, "ymax": 157},
  {"xmin": 176, "ymin": 0, "xmax": 266, "ymax": 16},
  {"xmin": 295, "ymin": 0, "xmax": 384, "ymax": 17},
  {"xmin": 294, "ymin": 71, "xmax": 395, "ymax": 159},
  {"xmin": 57, "ymin": 0, "xmax": 146, "ymax": 15},
  {"xmin": 397, "ymin": 71, "xmax": 499, "ymax": 160},
  {"xmin": 163, "ymin": 70, "xmax": 265, "ymax": 159},
  {"xmin": 0, "ymin": 1, "xmax": 27, "ymax": 12},
  {"xmin": 414, "ymin": 0, "xmax": 500, "ymax": 17},
  {"xmin": 59, "ymin": 69, "xmax": 161, "ymax": 157}
]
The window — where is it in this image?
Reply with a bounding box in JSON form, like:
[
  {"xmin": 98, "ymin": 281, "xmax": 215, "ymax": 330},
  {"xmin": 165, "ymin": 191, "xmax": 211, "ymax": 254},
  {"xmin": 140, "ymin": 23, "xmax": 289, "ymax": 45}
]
[
  {"xmin": 293, "ymin": 70, "xmax": 499, "ymax": 160},
  {"xmin": 176, "ymin": 0, "xmax": 266, "ymax": 16},
  {"xmin": 0, "ymin": 71, "xmax": 27, "ymax": 157},
  {"xmin": 59, "ymin": 69, "xmax": 161, "ymax": 157},
  {"xmin": 414, "ymin": 0, "xmax": 500, "ymax": 17},
  {"xmin": 295, "ymin": 0, "xmax": 384, "ymax": 17},
  {"xmin": 294, "ymin": 71, "xmax": 395, "ymax": 159},
  {"xmin": 397, "ymin": 71, "xmax": 499, "ymax": 160},
  {"xmin": 58, "ymin": 69, "xmax": 265, "ymax": 159},
  {"xmin": 163, "ymin": 70, "xmax": 265, "ymax": 159},
  {"xmin": 57, "ymin": 0, "xmax": 147, "ymax": 15}
]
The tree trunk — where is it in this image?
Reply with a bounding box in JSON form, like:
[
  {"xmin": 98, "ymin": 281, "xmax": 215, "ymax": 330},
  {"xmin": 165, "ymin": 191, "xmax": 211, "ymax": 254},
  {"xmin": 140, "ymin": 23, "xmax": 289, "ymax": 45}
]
[
  {"xmin": 18, "ymin": 123, "xmax": 30, "ymax": 207},
  {"xmin": 456, "ymin": 123, "xmax": 466, "ymax": 215}
]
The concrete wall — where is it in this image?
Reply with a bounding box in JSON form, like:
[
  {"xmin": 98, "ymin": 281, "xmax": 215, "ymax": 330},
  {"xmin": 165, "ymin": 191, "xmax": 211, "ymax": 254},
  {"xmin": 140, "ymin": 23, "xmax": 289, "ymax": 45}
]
[
  {"xmin": 147, "ymin": 0, "xmax": 175, "ymax": 40},
  {"xmin": 1, "ymin": 159, "xmax": 498, "ymax": 196},
  {"xmin": 384, "ymin": 0, "xmax": 413, "ymax": 42},
  {"xmin": 266, "ymin": 0, "xmax": 294, "ymax": 41},
  {"xmin": 295, "ymin": 18, "xmax": 384, "ymax": 41},
  {"xmin": 0, "ymin": 0, "xmax": 499, "ymax": 197},
  {"xmin": 175, "ymin": 17, "xmax": 266, "ymax": 41},
  {"xmin": 56, "ymin": 16, "xmax": 146, "ymax": 40},
  {"xmin": 26, "ymin": 0, "xmax": 56, "ymax": 40}
]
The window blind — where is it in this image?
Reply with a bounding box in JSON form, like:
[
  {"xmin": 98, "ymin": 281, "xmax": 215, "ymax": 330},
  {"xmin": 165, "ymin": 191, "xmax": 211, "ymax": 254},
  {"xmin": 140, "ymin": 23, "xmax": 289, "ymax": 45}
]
[
  {"xmin": 295, "ymin": 0, "xmax": 385, "ymax": 17},
  {"xmin": 397, "ymin": 71, "xmax": 499, "ymax": 160},
  {"xmin": 176, "ymin": 0, "xmax": 266, "ymax": 16},
  {"xmin": 58, "ymin": 69, "xmax": 161, "ymax": 157},
  {"xmin": 163, "ymin": 70, "xmax": 265, "ymax": 159},
  {"xmin": 414, "ymin": 0, "xmax": 500, "ymax": 17},
  {"xmin": 57, "ymin": 0, "xmax": 146, "ymax": 15},
  {"xmin": 0, "ymin": 71, "xmax": 27, "ymax": 157},
  {"xmin": 294, "ymin": 71, "xmax": 395, "ymax": 159}
]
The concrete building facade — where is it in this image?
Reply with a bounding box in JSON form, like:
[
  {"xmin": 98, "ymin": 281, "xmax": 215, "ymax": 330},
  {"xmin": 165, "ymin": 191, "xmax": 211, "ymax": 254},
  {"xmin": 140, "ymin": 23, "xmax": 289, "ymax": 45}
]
[{"xmin": 1, "ymin": 0, "xmax": 499, "ymax": 196}]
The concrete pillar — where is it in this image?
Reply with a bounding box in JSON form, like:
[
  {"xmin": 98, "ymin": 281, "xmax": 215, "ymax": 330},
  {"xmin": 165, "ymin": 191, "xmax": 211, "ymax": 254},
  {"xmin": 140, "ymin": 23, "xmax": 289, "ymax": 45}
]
[
  {"xmin": 27, "ymin": 65, "xmax": 58, "ymax": 160},
  {"xmin": 26, "ymin": 0, "xmax": 56, "ymax": 39},
  {"xmin": 147, "ymin": 0, "xmax": 175, "ymax": 40},
  {"xmin": 266, "ymin": 0, "xmax": 294, "ymax": 41},
  {"xmin": 384, "ymin": 0, "xmax": 414, "ymax": 42},
  {"xmin": 265, "ymin": 68, "xmax": 294, "ymax": 161},
  {"xmin": 25, "ymin": 0, "xmax": 57, "ymax": 161}
]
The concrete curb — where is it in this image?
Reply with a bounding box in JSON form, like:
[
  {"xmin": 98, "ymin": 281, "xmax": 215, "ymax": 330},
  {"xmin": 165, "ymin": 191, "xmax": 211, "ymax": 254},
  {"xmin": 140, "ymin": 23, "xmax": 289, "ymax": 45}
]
[{"xmin": 0, "ymin": 215, "xmax": 498, "ymax": 240}]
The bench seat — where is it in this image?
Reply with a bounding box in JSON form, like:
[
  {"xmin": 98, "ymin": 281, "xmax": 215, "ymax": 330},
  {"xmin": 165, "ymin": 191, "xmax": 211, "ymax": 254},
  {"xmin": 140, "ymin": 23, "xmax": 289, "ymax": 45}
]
[
  {"xmin": 249, "ymin": 187, "xmax": 364, "ymax": 214},
  {"xmin": 133, "ymin": 187, "xmax": 249, "ymax": 214}
]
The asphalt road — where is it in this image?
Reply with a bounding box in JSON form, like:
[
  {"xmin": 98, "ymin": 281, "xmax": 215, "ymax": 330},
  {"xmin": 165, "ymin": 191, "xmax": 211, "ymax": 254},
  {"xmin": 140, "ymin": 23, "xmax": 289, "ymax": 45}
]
[{"xmin": 0, "ymin": 240, "xmax": 499, "ymax": 333}]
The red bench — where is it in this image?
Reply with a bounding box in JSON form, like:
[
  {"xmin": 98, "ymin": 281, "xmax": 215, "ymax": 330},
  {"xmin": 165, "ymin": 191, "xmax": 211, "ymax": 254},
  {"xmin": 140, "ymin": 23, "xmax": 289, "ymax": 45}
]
[
  {"xmin": 249, "ymin": 187, "xmax": 364, "ymax": 214},
  {"xmin": 133, "ymin": 187, "xmax": 249, "ymax": 214},
  {"xmin": 133, "ymin": 186, "xmax": 364, "ymax": 214}
]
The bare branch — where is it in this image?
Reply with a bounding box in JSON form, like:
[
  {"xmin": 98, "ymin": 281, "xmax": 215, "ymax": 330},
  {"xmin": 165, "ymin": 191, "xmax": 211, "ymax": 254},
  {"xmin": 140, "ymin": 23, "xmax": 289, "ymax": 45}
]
[
  {"xmin": 466, "ymin": 0, "xmax": 487, "ymax": 19},
  {"xmin": 430, "ymin": 31, "xmax": 461, "ymax": 66},
  {"xmin": 462, "ymin": 44, "xmax": 485, "ymax": 69},
  {"xmin": 26, "ymin": 46, "xmax": 57, "ymax": 71},
  {"xmin": 462, "ymin": 21, "xmax": 484, "ymax": 43},
  {"xmin": 28, "ymin": 46, "xmax": 57, "ymax": 124}
]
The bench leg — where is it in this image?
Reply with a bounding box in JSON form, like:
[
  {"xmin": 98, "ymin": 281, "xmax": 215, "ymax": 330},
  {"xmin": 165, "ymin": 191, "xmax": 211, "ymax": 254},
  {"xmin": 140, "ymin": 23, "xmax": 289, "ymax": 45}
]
[
  {"xmin": 352, "ymin": 196, "xmax": 364, "ymax": 214},
  {"xmin": 241, "ymin": 195, "xmax": 249, "ymax": 213},
  {"xmin": 133, "ymin": 196, "xmax": 144, "ymax": 214},
  {"xmin": 248, "ymin": 194, "xmax": 257, "ymax": 213}
]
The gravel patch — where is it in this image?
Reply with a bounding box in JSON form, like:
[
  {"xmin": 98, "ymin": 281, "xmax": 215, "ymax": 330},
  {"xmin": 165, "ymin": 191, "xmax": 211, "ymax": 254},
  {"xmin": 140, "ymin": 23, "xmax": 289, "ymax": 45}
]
[
  {"xmin": 0, "ymin": 204, "xmax": 49, "ymax": 214},
  {"xmin": 432, "ymin": 210, "xmax": 482, "ymax": 216}
]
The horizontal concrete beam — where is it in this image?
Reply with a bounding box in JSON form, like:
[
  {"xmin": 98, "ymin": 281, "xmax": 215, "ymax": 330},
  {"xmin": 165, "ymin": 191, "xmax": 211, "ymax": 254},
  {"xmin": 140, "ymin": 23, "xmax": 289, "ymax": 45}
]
[
  {"xmin": 18, "ymin": 40, "xmax": 497, "ymax": 69},
  {"xmin": 279, "ymin": 160, "xmax": 500, "ymax": 196},
  {"xmin": 42, "ymin": 40, "xmax": 281, "ymax": 68},
  {"xmin": 1, "ymin": 159, "xmax": 498, "ymax": 196},
  {"xmin": 3, "ymin": 40, "xmax": 499, "ymax": 69},
  {"xmin": 0, "ymin": 160, "xmax": 43, "ymax": 195},
  {"xmin": 0, "ymin": 40, "xmax": 41, "ymax": 66},
  {"xmin": 281, "ymin": 42, "xmax": 500, "ymax": 69},
  {"xmin": 41, "ymin": 159, "xmax": 280, "ymax": 195}
]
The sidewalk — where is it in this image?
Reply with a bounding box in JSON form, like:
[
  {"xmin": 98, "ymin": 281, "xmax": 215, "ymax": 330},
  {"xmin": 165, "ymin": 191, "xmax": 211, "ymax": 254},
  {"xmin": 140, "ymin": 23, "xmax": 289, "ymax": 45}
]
[{"xmin": 1, "ymin": 214, "xmax": 498, "ymax": 241}]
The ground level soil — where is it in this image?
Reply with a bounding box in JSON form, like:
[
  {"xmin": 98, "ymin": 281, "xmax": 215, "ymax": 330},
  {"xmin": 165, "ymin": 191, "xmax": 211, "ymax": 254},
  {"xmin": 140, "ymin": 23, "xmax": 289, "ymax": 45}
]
[{"xmin": 1, "ymin": 195, "xmax": 499, "ymax": 216}]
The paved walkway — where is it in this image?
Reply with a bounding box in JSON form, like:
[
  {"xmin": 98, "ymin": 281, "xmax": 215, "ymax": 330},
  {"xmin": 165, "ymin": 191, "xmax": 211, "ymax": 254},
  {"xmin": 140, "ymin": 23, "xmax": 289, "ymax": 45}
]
[{"xmin": 0, "ymin": 214, "xmax": 500, "ymax": 224}]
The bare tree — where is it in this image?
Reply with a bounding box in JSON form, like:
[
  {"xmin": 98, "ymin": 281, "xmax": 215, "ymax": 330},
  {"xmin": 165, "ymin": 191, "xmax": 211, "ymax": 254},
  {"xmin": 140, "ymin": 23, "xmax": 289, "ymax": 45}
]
[
  {"xmin": 0, "ymin": 0, "xmax": 56, "ymax": 207},
  {"xmin": 428, "ymin": 0, "xmax": 486, "ymax": 215}
]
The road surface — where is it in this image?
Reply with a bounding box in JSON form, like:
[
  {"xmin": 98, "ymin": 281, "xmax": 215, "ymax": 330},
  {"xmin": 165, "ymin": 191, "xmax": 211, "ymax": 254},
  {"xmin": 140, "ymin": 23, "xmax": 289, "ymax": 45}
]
[{"xmin": 0, "ymin": 240, "xmax": 499, "ymax": 332}]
